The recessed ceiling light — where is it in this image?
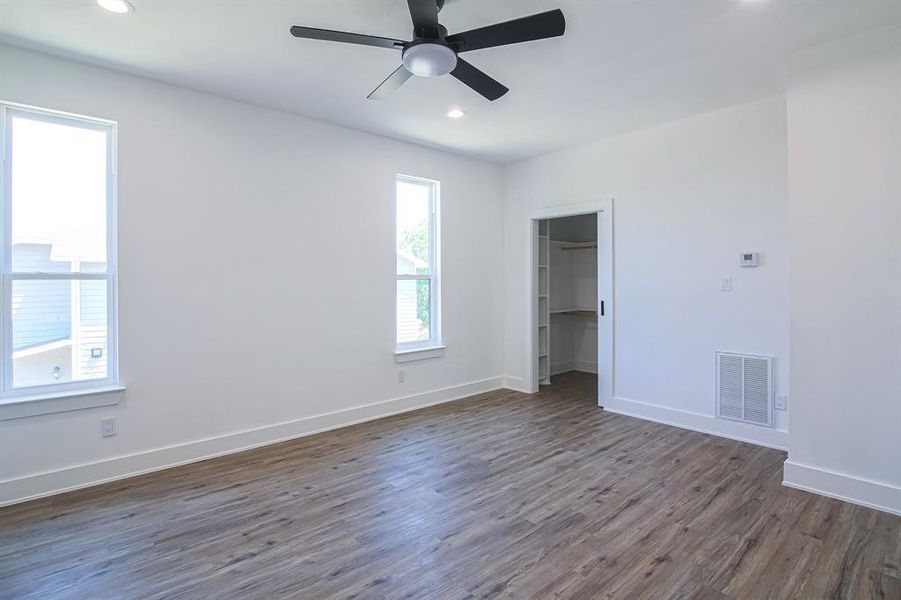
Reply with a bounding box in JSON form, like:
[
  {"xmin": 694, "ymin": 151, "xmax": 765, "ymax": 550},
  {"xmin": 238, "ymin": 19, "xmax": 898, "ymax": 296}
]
[
  {"xmin": 97, "ymin": 0, "xmax": 134, "ymax": 14},
  {"xmin": 447, "ymin": 108, "xmax": 466, "ymax": 119}
]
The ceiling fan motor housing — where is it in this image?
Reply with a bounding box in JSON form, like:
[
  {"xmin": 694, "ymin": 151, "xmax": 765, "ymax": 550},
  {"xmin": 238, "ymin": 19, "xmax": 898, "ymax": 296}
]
[{"xmin": 402, "ymin": 40, "xmax": 457, "ymax": 77}]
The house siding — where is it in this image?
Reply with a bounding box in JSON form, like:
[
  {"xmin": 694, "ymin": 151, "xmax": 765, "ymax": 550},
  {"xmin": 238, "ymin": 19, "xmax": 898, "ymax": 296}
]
[
  {"xmin": 9, "ymin": 243, "xmax": 107, "ymax": 384},
  {"xmin": 11, "ymin": 244, "xmax": 71, "ymax": 350}
]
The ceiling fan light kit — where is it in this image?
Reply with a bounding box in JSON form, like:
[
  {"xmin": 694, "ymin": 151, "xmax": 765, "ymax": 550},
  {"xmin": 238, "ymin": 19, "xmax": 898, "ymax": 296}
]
[
  {"xmin": 290, "ymin": 0, "xmax": 565, "ymax": 101},
  {"xmin": 402, "ymin": 41, "xmax": 457, "ymax": 77}
]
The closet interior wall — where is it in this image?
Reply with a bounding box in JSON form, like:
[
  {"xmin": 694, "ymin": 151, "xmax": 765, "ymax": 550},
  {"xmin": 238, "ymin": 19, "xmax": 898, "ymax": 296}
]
[{"xmin": 549, "ymin": 214, "xmax": 599, "ymax": 377}]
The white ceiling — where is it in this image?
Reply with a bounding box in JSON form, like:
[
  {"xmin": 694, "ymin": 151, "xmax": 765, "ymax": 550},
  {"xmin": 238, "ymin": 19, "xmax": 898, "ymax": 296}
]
[{"xmin": 2, "ymin": 0, "xmax": 900, "ymax": 163}]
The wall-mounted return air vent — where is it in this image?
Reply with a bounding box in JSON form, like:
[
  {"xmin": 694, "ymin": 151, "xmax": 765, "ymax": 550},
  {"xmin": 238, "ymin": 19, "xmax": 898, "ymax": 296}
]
[{"xmin": 716, "ymin": 352, "xmax": 774, "ymax": 428}]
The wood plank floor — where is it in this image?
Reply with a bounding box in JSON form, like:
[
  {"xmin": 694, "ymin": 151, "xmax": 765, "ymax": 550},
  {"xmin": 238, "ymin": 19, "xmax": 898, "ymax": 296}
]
[{"xmin": 1, "ymin": 372, "xmax": 899, "ymax": 599}]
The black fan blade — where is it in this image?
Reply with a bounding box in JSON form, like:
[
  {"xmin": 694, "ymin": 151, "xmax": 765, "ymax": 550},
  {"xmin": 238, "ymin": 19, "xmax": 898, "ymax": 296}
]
[
  {"xmin": 450, "ymin": 58, "xmax": 508, "ymax": 101},
  {"xmin": 407, "ymin": 0, "xmax": 440, "ymax": 37},
  {"xmin": 367, "ymin": 65, "xmax": 414, "ymax": 100},
  {"xmin": 290, "ymin": 26, "xmax": 404, "ymax": 49},
  {"xmin": 446, "ymin": 9, "xmax": 565, "ymax": 53}
]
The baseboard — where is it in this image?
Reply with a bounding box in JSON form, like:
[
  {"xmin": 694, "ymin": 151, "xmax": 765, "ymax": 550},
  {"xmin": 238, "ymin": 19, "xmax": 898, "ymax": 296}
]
[
  {"xmin": 783, "ymin": 460, "xmax": 901, "ymax": 517},
  {"xmin": 551, "ymin": 361, "xmax": 574, "ymax": 376},
  {"xmin": 574, "ymin": 360, "xmax": 597, "ymax": 374},
  {"xmin": 502, "ymin": 375, "xmax": 532, "ymax": 394},
  {"xmin": 551, "ymin": 360, "xmax": 598, "ymax": 376},
  {"xmin": 0, "ymin": 376, "xmax": 505, "ymax": 507},
  {"xmin": 604, "ymin": 396, "xmax": 788, "ymax": 451}
]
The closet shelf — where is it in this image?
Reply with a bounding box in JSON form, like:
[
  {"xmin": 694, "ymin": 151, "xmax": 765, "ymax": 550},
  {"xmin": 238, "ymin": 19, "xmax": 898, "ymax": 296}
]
[
  {"xmin": 559, "ymin": 242, "xmax": 597, "ymax": 251},
  {"xmin": 551, "ymin": 308, "xmax": 598, "ymax": 318}
]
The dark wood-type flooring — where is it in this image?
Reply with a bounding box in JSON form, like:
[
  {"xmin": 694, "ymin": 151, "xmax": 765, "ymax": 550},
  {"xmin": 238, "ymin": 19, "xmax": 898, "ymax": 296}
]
[{"xmin": 1, "ymin": 372, "xmax": 899, "ymax": 599}]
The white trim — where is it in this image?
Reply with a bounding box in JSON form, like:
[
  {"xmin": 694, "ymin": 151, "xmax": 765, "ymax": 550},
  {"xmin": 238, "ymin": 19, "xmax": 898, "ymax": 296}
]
[
  {"xmin": 502, "ymin": 375, "xmax": 531, "ymax": 393},
  {"xmin": 0, "ymin": 385, "xmax": 125, "ymax": 420},
  {"xmin": 0, "ymin": 103, "xmax": 119, "ymax": 400},
  {"xmin": 0, "ymin": 376, "xmax": 504, "ymax": 507},
  {"xmin": 394, "ymin": 345, "xmax": 446, "ymax": 363},
  {"xmin": 783, "ymin": 460, "xmax": 901, "ymax": 517},
  {"xmin": 526, "ymin": 198, "xmax": 614, "ymax": 405},
  {"xmin": 574, "ymin": 359, "xmax": 598, "ymax": 373},
  {"xmin": 551, "ymin": 360, "xmax": 598, "ymax": 376},
  {"xmin": 4, "ymin": 272, "xmax": 110, "ymax": 280},
  {"xmin": 530, "ymin": 199, "xmax": 615, "ymax": 221},
  {"xmin": 0, "ymin": 100, "xmax": 117, "ymax": 128},
  {"xmin": 1, "ymin": 104, "xmax": 9, "ymax": 394},
  {"xmin": 596, "ymin": 205, "xmax": 614, "ymax": 405},
  {"xmin": 551, "ymin": 360, "xmax": 574, "ymax": 376},
  {"xmin": 604, "ymin": 395, "xmax": 788, "ymax": 450}
]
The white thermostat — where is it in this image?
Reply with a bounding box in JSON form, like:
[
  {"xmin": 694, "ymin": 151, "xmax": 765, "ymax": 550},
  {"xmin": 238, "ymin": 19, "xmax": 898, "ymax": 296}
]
[{"xmin": 740, "ymin": 252, "xmax": 759, "ymax": 267}]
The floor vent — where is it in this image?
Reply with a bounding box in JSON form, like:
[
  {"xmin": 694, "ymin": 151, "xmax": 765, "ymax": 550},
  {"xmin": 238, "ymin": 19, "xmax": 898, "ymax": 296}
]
[{"xmin": 716, "ymin": 352, "xmax": 773, "ymax": 428}]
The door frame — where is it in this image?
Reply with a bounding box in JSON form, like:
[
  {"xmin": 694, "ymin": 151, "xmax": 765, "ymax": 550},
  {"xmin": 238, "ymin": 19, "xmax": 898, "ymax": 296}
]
[{"xmin": 526, "ymin": 199, "xmax": 614, "ymax": 406}]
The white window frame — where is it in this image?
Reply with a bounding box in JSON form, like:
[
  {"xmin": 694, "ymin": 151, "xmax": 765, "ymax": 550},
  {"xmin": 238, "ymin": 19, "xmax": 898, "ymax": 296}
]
[
  {"xmin": 395, "ymin": 174, "xmax": 443, "ymax": 360},
  {"xmin": 0, "ymin": 102, "xmax": 119, "ymax": 401}
]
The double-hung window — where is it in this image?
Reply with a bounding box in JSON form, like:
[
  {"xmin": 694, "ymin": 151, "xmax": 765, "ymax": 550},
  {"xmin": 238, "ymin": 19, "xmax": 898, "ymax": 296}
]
[
  {"xmin": 0, "ymin": 103, "xmax": 118, "ymax": 399},
  {"xmin": 395, "ymin": 175, "xmax": 441, "ymax": 357}
]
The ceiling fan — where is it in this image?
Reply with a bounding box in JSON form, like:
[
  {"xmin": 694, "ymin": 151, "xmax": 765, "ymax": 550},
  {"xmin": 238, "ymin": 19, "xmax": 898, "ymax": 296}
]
[{"xmin": 290, "ymin": 0, "xmax": 565, "ymax": 101}]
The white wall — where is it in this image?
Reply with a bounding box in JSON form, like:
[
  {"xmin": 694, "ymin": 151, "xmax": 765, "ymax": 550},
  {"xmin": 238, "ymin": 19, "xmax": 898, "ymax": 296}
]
[
  {"xmin": 549, "ymin": 242, "xmax": 575, "ymax": 312},
  {"xmin": 5, "ymin": 29, "xmax": 899, "ymax": 516},
  {"xmin": 572, "ymin": 249, "xmax": 598, "ymax": 312},
  {"xmin": 783, "ymin": 26, "xmax": 901, "ymax": 515},
  {"xmin": 548, "ymin": 234, "xmax": 598, "ymax": 376},
  {"xmin": 504, "ymin": 97, "xmax": 790, "ymax": 449},
  {"xmin": 0, "ymin": 45, "xmax": 505, "ymax": 505}
]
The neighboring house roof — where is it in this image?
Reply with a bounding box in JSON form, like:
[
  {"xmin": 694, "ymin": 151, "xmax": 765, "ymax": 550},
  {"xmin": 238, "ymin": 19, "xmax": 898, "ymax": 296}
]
[
  {"xmin": 11, "ymin": 336, "xmax": 71, "ymax": 359},
  {"xmin": 396, "ymin": 251, "xmax": 428, "ymax": 271}
]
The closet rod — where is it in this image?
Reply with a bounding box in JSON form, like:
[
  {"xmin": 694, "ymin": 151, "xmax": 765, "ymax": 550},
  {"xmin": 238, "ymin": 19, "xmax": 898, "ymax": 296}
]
[{"xmin": 561, "ymin": 244, "xmax": 597, "ymax": 251}]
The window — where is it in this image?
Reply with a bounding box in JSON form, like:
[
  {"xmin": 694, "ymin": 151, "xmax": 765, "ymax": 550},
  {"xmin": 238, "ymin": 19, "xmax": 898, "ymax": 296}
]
[
  {"xmin": 0, "ymin": 103, "xmax": 118, "ymax": 398},
  {"xmin": 395, "ymin": 175, "xmax": 441, "ymax": 355}
]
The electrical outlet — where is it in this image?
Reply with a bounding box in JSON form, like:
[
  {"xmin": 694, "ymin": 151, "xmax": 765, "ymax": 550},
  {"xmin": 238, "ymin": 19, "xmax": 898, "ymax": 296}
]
[
  {"xmin": 397, "ymin": 370, "xmax": 405, "ymax": 383},
  {"xmin": 101, "ymin": 417, "xmax": 116, "ymax": 438},
  {"xmin": 775, "ymin": 394, "xmax": 788, "ymax": 411}
]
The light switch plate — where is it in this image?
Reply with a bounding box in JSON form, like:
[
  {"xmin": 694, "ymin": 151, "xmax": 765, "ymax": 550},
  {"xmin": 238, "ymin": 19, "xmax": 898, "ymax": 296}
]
[{"xmin": 721, "ymin": 276, "xmax": 733, "ymax": 292}]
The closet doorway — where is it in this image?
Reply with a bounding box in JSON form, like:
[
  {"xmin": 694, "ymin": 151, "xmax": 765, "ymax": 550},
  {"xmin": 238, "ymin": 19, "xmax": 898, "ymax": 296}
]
[{"xmin": 528, "ymin": 200, "xmax": 613, "ymax": 406}]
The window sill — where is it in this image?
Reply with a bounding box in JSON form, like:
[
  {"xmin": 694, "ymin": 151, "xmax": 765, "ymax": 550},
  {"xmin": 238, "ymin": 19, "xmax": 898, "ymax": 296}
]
[
  {"xmin": 0, "ymin": 385, "xmax": 126, "ymax": 421},
  {"xmin": 395, "ymin": 345, "xmax": 446, "ymax": 363}
]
